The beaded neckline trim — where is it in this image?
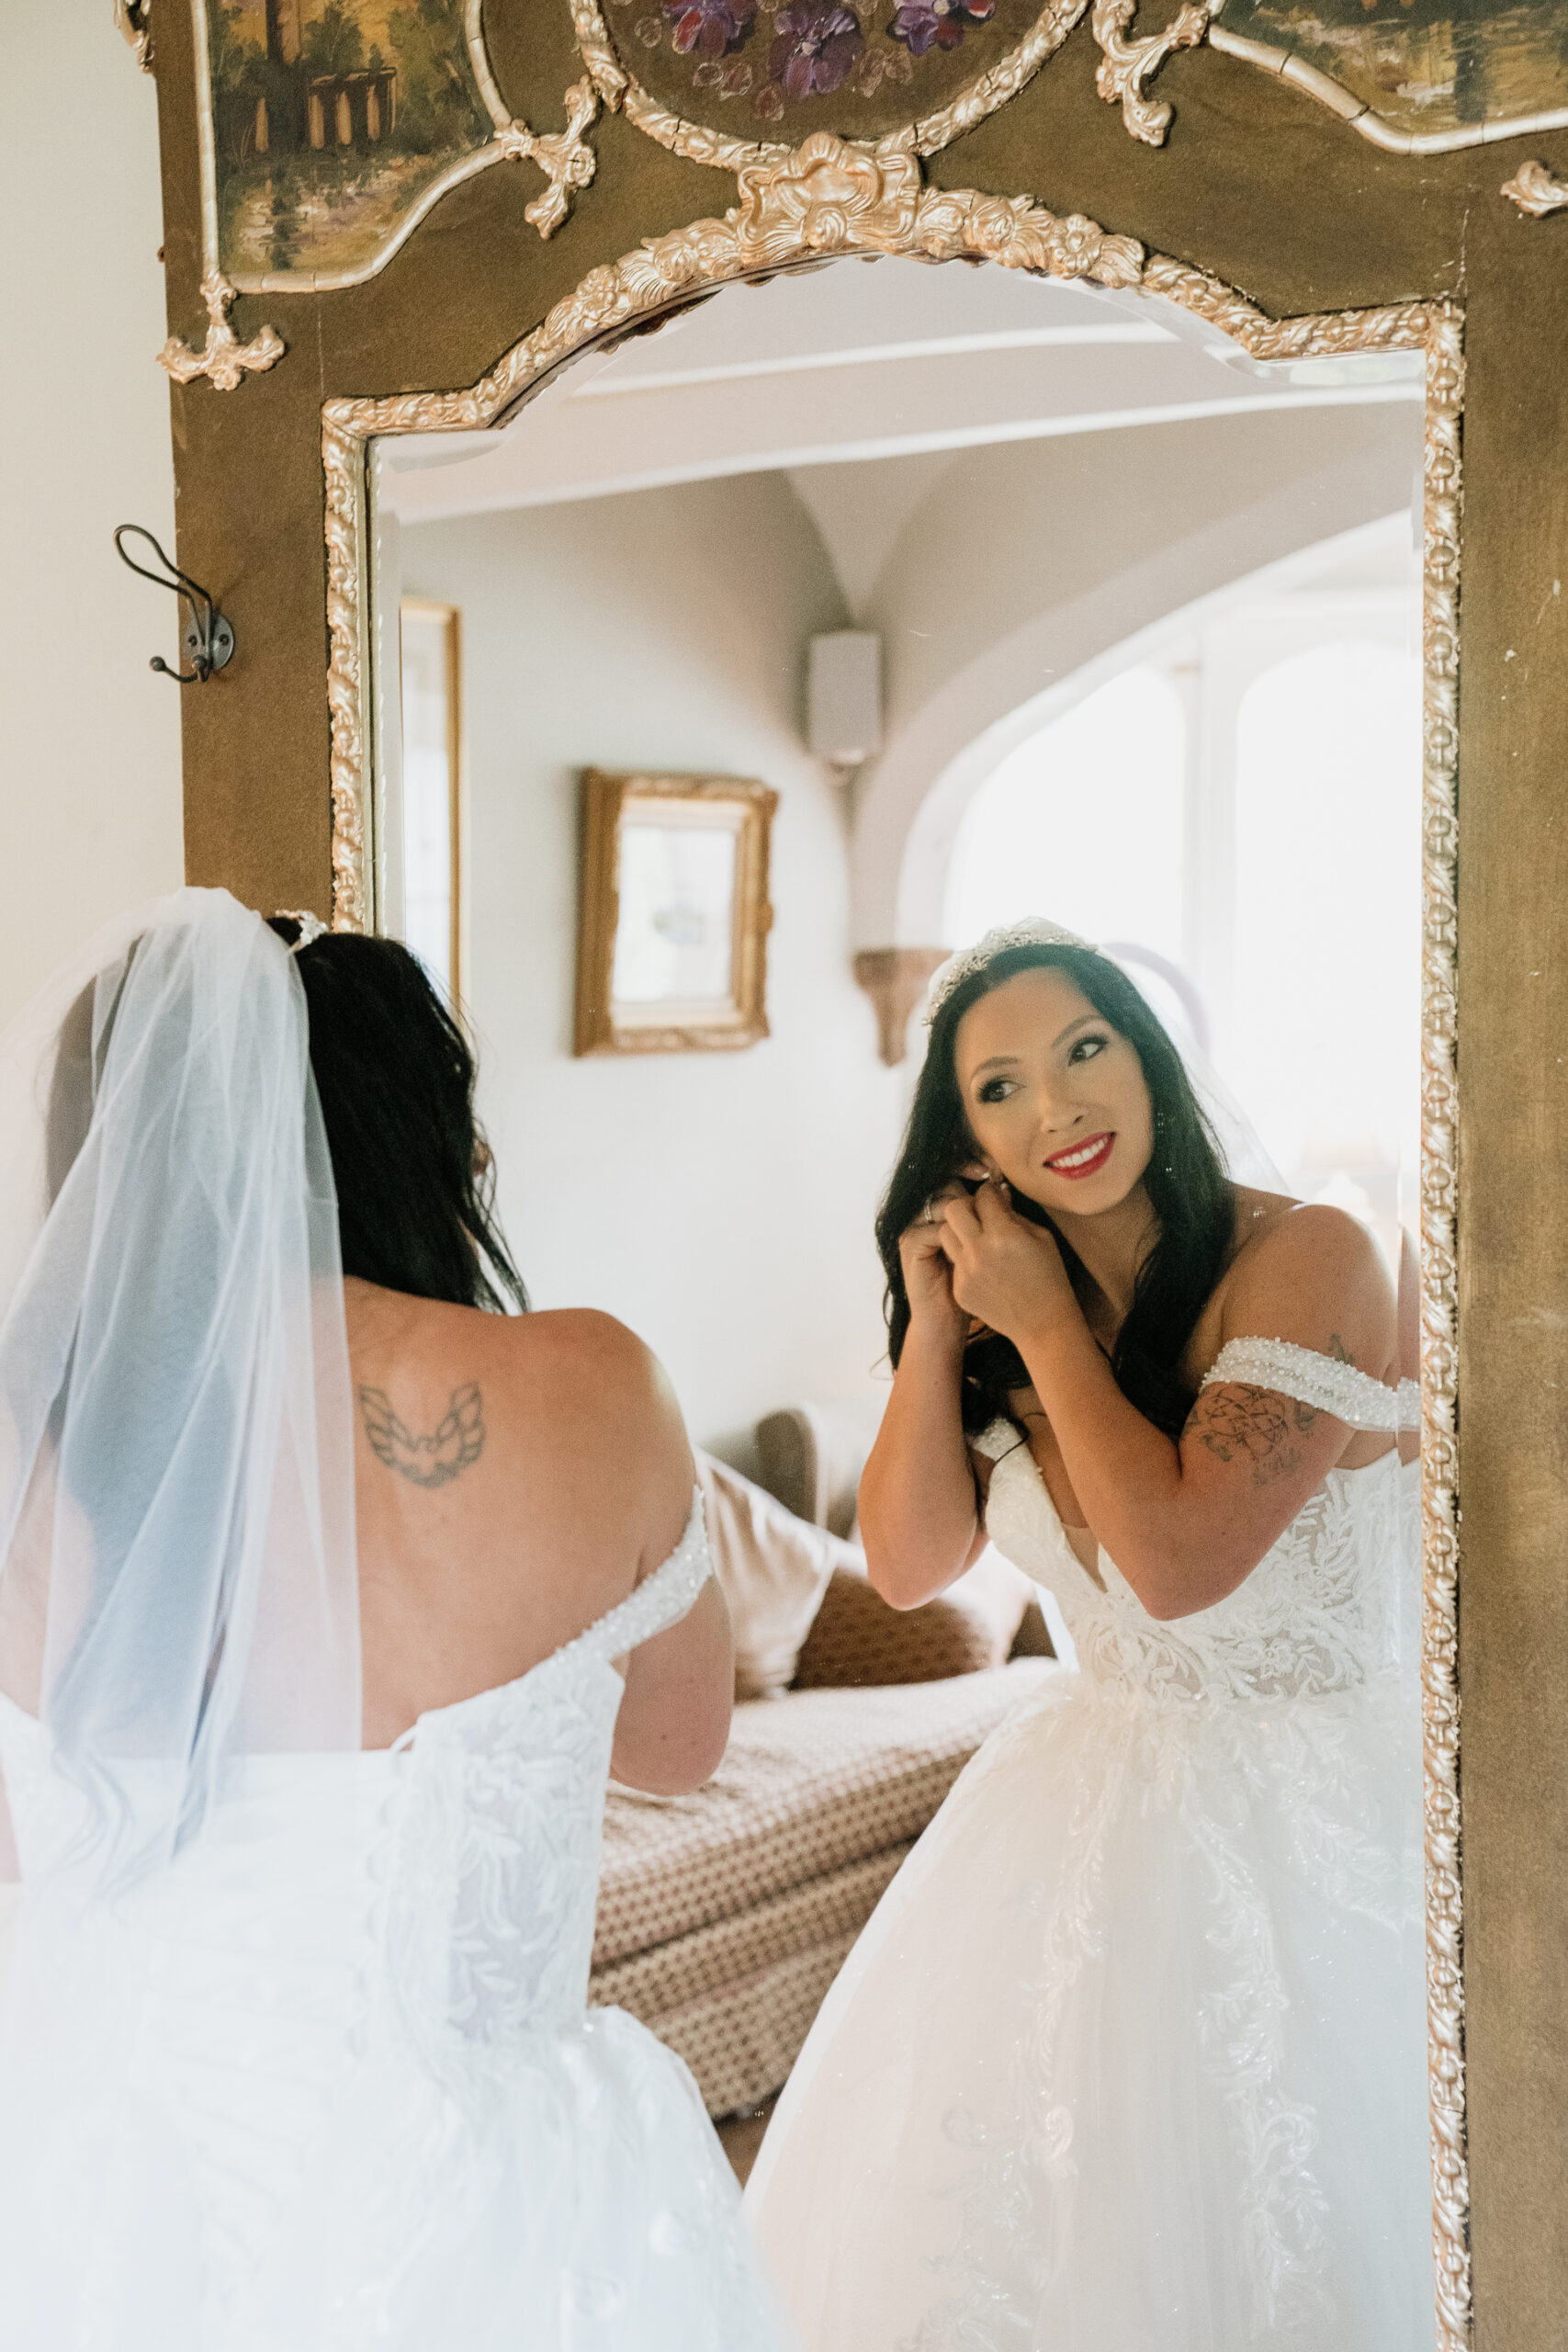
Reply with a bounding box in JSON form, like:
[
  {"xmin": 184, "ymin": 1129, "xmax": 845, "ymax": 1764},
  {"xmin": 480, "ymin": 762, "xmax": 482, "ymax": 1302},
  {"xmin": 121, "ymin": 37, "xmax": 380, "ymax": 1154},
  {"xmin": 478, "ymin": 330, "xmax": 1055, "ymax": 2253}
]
[{"xmin": 1203, "ymin": 1337, "xmax": 1418, "ymax": 1434}]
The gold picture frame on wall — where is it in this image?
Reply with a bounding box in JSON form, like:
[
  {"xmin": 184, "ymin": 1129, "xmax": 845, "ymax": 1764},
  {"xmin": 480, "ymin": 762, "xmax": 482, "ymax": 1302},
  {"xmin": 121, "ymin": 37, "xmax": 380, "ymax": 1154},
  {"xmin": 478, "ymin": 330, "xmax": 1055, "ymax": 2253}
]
[{"xmin": 574, "ymin": 770, "xmax": 776, "ymax": 1057}]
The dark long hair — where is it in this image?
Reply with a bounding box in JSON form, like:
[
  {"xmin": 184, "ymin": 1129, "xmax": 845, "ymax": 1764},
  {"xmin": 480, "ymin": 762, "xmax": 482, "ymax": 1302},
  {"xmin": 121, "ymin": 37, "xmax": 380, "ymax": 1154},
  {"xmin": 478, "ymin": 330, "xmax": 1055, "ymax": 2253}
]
[
  {"xmin": 876, "ymin": 944, "xmax": 1232, "ymax": 1440},
  {"xmin": 267, "ymin": 921, "xmax": 526, "ymax": 1313}
]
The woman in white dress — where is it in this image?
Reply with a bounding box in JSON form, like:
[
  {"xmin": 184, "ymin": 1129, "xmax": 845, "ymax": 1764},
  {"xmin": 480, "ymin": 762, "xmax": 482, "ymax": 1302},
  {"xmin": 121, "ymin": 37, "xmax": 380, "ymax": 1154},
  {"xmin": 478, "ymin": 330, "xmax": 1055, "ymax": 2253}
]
[
  {"xmin": 0, "ymin": 889, "xmax": 789, "ymax": 2351},
  {"xmin": 747, "ymin": 919, "xmax": 1430, "ymax": 2352}
]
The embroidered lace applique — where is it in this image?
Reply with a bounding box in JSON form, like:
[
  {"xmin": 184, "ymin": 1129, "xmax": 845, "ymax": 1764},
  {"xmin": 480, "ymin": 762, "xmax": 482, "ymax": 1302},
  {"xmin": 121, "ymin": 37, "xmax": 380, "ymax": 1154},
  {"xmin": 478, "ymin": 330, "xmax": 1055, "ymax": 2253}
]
[
  {"xmin": 378, "ymin": 1494, "xmax": 712, "ymax": 2090},
  {"xmin": 909, "ymin": 1358, "xmax": 1422, "ymax": 2346}
]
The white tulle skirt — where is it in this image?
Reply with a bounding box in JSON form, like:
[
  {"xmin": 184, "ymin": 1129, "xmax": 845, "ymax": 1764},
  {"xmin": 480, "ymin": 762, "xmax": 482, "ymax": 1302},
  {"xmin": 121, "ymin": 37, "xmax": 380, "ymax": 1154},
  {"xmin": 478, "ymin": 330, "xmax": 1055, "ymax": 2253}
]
[
  {"xmin": 0, "ymin": 1899, "xmax": 785, "ymax": 2352},
  {"xmin": 747, "ymin": 1667, "xmax": 1433, "ymax": 2352}
]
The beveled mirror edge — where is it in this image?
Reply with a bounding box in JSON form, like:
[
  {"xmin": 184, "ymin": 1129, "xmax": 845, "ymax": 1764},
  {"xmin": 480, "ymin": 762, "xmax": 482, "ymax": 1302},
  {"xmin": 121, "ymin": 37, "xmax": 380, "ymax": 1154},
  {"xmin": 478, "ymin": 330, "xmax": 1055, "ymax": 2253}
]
[{"xmin": 320, "ymin": 153, "xmax": 1467, "ymax": 2345}]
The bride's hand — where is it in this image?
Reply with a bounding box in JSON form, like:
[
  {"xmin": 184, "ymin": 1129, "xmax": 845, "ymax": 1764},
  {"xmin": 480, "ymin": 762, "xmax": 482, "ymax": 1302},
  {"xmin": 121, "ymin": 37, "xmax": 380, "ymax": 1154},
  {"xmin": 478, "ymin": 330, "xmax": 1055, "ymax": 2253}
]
[
  {"xmin": 937, "ymin": 1178, "xmax": 1077, "ymax": 1347},
  {"xmin": 898, "ymin": 1183, "xmax": 972, "ymax": 1344}
]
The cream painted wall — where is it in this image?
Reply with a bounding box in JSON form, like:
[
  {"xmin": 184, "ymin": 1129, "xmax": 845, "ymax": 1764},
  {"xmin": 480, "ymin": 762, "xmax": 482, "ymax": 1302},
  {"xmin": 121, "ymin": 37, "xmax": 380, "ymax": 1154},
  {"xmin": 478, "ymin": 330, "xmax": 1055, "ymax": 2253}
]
[
  {"xmin": 0, "ymin": 16, "xmax": 182, "ymax": 1028},
  {"xmin": 401, "ymin": 475, "xmax": 905, "ymax": 1459}
]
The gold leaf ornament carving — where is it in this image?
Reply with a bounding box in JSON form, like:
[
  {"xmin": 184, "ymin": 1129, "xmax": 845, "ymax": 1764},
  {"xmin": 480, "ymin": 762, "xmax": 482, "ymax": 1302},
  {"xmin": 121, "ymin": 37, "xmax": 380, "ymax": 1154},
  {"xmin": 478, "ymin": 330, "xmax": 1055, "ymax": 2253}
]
[
  {"xmin": 1413, "ymin": 299, "xmax": 1467, "ymax": 2352},
  {"xmin": 115, "ymin": 0, "xmax": 154, "ymax": 74},
  {"xmin": 733, "ymin": 136, "xmax": 922, "ymax": 266},
  {"xmin": 322, "ymin": 420, "xmax": 369, "ymax": 933},
  {"xmin": 493, "ymin": 78, "xmax": 604, "ymax": 239},
  {"xmin": 573, "ymin": 0, "xmax": 1209, "ymax": 164},
  {"xmin": 732, "ymin": 134, "xmax": 1145, "ymax": 286},
  {"xmin": 1501, "ymin": 160, "xmax": 1568, "ymax": 218},
  {"xmin": 1091, "ymin": 0, "xmax": 1213, "ymax": 146},
  {"xmin": 464, "ymin": 8, "xmax": 602, "ymax": 239},
  {"xmin": 158, "ymin": 272, "xmax": 285, "ymax": 394}
]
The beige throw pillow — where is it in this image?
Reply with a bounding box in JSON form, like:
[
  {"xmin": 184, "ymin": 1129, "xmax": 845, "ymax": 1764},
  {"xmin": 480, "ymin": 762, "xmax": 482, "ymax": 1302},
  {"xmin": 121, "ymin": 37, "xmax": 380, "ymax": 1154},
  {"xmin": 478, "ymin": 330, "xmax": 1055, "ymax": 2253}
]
[
  {"xmin": 695, "ymin": 1450, "xmax": 843, "ymax": 1701},
  {"xmin": 793, "ymin": 1544, "xmax": 1038, "ymax": 1690}
]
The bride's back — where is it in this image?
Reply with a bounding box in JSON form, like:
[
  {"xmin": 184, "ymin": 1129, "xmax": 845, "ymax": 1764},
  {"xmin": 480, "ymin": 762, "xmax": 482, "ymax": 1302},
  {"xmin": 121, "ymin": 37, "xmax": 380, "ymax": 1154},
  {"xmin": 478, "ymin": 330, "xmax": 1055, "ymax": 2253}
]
[
  {"xmin": 273, "ymin": 920, "xmax": 731, "ymax": 1788},
  {"xmin": 348, "ymin": 1279, "xmax": 714, "ymax": 1761},
  {"xmin": 0, "ymin": 896, "xmax": 782, "ymax": 2352}
]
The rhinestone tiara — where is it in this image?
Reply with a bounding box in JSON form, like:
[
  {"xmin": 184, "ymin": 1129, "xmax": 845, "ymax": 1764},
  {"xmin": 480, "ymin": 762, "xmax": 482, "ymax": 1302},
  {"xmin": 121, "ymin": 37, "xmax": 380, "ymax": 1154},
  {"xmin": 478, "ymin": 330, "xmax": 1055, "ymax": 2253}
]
[
  {"xmin": 924, "ymin": 918, "xmax": 1098, "ymax": 1025},
  {"xmin": 273, "ymin": 909, "xmax": 327, "ymax": 952}
]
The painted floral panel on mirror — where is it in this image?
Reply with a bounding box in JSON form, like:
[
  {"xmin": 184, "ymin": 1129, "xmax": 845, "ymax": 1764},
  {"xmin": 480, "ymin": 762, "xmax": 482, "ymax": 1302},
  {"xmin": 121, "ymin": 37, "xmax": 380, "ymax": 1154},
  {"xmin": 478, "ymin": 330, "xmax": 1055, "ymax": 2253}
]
[{"xmin": 598, "ymin": 0, "xmax": 1047, "ymax": 131}]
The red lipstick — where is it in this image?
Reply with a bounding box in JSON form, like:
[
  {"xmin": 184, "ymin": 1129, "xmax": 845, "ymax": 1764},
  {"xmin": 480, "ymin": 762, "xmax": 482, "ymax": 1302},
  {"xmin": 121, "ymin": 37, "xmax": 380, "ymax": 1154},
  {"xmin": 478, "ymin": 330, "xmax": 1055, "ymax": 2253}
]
[{"xmin": 1043, "ymin": 1132, "xmax": 1115, "ymax": 1182}]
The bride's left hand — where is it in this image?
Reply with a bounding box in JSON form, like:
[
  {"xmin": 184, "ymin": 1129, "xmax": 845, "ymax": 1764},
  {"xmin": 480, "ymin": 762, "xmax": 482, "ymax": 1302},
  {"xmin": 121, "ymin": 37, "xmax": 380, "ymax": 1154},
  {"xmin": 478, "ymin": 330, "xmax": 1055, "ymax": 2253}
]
[{"xmin": 937, "ymin": 1178, "xmax": 1079, "ymax": 1348}]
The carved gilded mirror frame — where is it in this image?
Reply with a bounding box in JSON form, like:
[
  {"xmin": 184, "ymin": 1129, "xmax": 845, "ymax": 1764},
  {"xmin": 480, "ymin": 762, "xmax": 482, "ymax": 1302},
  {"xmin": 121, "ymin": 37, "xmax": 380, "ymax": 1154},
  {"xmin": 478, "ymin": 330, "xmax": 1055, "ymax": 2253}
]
[{"xmin": 317, "ymin": 130, "xmax": 1466, "ymax": 2346}]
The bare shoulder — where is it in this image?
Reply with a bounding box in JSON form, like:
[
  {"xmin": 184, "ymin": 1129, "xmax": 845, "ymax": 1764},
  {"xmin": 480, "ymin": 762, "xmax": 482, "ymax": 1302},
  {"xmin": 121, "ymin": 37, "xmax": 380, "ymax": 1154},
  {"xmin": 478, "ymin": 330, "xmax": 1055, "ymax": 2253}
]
[
  {"xmin": 484, "ymin": 1307, "xmax": 677, "ymax": 1418},
  {"xmin": 1218, "ymin": 1202, "xmax": 1397, "ymax": 1371},
  {"xmin": 495, "ymin": 1306, "xmax": 653, "ymax": 1374},
  {"xmin": 1230, "ymin": 1200, "xmax": 1391, "ymax": 1288},
  {"xmin": 344, "ymin": 1286, "xmax": 685, "ymax": 1478}
]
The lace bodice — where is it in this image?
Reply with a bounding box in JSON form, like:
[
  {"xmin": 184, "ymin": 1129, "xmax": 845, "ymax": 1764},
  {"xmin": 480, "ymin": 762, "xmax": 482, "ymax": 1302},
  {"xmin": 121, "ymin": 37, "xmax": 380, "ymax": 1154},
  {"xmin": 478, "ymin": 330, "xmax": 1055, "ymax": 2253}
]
[
  {"xmin": 0, "ymin": 1494, "xmax": 714, "ymax": 2076},
  {"xmin": 977, "ymin": 1340, "xmax": 1419, "ymax": 1708},
  {"xmin": 378, "ymin": 1492, "xmax": 713, "ymax": 2082}
]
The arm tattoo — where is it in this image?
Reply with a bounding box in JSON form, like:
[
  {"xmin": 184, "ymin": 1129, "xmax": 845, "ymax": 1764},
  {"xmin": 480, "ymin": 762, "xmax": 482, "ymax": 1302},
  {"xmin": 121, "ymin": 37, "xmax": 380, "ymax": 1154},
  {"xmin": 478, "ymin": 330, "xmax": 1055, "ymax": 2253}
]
[
  {"xmin": 358, "ymin": 1383, "xmax": 486, "ymax": 1488},
  {"xmin": 1193, "ymin": 1386, "xmax": 1306, "ymax": 1489}
]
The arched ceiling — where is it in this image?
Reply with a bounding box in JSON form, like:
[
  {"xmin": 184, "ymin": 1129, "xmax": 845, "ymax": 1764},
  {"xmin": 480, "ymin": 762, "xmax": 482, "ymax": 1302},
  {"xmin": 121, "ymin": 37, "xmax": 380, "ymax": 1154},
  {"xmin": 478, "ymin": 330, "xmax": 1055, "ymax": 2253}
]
[
  {"xmin": 380, "ymin": 255, "xmax": 1423, "ymax": 626},
  {"xmin": 382, "ymin": 254, "xmax": 1425, "ymax": 946}
]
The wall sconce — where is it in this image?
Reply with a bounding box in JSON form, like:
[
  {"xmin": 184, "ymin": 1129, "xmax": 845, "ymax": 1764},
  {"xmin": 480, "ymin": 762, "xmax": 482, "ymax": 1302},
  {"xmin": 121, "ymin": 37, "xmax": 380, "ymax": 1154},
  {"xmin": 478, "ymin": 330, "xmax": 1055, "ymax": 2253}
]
[{"xmin": 807, "ymin": 631, "xmax": 882, "ymax": 774}]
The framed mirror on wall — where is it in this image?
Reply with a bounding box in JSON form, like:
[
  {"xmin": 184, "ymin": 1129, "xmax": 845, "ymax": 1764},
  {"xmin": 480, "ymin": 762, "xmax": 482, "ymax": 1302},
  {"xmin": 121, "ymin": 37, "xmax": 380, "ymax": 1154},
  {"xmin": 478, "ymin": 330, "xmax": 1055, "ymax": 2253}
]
[
  {"xmin": 355, "ymin": 232, "xmax": 1452, "ymax": 2342},
  {"xmin": 572, "ymin": 770, "xmax": 777, "ymax": 1057},
  {"xmin": 144, "ymin": 3, "xmax": 1568, "ymax": 2342}
]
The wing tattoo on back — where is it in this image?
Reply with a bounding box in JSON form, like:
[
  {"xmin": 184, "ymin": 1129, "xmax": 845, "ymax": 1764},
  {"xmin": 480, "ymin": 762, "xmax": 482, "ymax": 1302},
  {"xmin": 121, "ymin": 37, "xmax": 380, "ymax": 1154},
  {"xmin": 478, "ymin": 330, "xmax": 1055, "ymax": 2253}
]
[{"xmin": 358, "ymin": 1383, "xmax": 486, "ymax": 1488}]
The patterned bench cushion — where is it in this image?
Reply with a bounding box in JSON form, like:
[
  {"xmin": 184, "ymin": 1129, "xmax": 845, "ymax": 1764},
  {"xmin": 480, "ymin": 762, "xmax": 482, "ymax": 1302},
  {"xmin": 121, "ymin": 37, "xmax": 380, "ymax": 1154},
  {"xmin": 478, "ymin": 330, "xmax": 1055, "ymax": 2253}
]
[{"xmin": 592, "ymin": 1660, "xmax": 1049, "ymax": 1966}]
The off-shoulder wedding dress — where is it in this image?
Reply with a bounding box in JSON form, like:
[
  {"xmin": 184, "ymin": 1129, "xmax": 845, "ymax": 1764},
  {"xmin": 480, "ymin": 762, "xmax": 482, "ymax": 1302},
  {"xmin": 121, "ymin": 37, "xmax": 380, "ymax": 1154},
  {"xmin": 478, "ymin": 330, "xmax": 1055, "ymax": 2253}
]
[
  {"xmin": 0, "ymin": 1502, "xmax": 789, "ymax": 2352},
  {"xmin": 0, "ymin": 892, "xmax": 791, "ymax": 2351},
  {"xmin": 747, "ymin": 1340, "xmax": 1433, "ymax": 2352}
]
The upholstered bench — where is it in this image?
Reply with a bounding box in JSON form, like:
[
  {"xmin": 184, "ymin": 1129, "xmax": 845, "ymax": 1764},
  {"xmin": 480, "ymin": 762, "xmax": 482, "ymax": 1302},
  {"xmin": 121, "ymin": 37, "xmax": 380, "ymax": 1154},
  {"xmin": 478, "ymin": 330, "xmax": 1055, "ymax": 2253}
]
[
  {"xmin": 588, "ymin": 1400, "xmax": 1056, "ymax": 2118},
  {"xmin": 592, "ymin": 1662, "xmax": 1048, "ymax": 2117}
]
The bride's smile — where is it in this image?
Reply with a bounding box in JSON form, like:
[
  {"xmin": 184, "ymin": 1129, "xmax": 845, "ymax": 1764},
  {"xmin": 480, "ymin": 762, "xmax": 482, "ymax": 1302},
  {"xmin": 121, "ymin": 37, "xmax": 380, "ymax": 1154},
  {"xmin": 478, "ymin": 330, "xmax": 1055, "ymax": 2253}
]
[{"xmin": 1041, "ymin": 1130, "xmax": 1115, "ymax": 1179}]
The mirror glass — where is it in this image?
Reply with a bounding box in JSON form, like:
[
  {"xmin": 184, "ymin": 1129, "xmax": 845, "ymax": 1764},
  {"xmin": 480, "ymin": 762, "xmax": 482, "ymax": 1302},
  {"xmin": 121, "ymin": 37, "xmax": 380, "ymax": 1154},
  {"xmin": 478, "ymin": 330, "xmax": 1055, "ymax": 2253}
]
[
  {"xmin": 377, "ymin": 256, "xmax": 1423, "ymax": 1432},
  {"xmin": 373, "ymin": 251, "xmax": 1430, "ymax": 2327}
]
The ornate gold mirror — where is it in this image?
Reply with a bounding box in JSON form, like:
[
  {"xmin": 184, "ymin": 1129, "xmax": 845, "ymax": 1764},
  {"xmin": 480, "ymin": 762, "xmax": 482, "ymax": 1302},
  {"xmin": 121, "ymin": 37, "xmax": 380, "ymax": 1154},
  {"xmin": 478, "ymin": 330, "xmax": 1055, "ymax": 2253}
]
[
  {"xmin": 148, "ymin": 5, "xmax": 1568, "ymax": 2341},
  {"xmin": 354, "ymin": 224, "xmax": 1460, "ymax": 2338}
]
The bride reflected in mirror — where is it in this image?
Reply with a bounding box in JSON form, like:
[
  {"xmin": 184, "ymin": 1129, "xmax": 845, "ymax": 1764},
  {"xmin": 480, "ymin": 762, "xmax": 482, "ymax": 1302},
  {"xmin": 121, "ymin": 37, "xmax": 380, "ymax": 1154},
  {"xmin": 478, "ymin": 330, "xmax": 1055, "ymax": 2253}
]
[{"xmin": 747, "ymin": 919, "xmax": 1429, "ymax": 2351}]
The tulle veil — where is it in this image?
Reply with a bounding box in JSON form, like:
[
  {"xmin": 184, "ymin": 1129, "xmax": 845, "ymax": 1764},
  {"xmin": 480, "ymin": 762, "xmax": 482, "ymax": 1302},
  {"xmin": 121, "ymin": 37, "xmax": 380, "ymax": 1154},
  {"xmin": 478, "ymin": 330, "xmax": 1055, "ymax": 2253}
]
[{"xmin": 0, "ymin": 886, "xmax": 361, "ymax": 1894}]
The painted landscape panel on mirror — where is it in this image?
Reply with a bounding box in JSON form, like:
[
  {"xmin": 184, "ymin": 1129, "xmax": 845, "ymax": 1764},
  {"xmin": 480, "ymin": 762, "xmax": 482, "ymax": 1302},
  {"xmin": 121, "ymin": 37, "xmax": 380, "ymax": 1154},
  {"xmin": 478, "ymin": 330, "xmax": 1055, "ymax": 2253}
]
[
  {"xmin": 1220, "ymin": 0, "xmax": 1568, "ymax": 137},
  {"xmin": 209, "ymin": 0, "xmax": 491, "ymax": 280}
]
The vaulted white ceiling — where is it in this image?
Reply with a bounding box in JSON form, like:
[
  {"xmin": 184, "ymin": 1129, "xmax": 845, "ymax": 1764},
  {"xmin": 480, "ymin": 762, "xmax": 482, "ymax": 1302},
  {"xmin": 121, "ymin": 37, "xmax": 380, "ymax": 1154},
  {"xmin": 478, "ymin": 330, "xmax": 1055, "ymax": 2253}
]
[{"xmin": 379, "ymin": 255, "xmax": 1423, "ymax": 622}]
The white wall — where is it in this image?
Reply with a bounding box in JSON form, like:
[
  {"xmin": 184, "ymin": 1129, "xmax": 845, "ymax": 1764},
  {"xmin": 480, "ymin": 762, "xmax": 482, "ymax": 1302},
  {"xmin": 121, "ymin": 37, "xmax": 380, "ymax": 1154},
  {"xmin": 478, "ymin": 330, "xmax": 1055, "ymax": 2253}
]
[
  {"xmin": 0, "ymin": 17, "xmax": 182, "ymax": 1028},
  {"xmin": 401, "ymin": 475, "xmax": 906, "ymax": 1460}
]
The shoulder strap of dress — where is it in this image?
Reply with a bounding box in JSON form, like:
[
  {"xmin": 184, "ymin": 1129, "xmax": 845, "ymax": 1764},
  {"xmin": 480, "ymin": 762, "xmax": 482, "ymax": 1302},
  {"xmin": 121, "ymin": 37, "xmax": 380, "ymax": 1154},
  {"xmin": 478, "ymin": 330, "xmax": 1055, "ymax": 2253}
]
[
  {"xmin": 1202, "ymin": 1338, "xmax": 1419, "ymax": 1433},
  {"xmin": 565, "ymin": 1487, "xmax": 713, "ymax": 1664}
]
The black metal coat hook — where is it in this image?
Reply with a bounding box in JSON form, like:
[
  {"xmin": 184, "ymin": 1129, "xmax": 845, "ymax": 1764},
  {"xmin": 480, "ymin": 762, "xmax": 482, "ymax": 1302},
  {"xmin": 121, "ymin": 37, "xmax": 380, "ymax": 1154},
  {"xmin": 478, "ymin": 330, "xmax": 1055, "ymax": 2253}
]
[{"xmin": 113, "ymin": 526, "xmax": 235, "ymax": 684}]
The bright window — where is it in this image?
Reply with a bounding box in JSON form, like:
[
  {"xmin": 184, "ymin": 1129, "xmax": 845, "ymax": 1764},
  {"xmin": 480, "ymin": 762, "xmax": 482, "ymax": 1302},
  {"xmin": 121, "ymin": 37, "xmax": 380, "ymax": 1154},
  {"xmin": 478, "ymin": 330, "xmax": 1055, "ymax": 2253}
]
[
  {"xmin": 1230, "ymin": 638, "xmax": 1422, "ymax": 1244},
  {"xmin": 945, "ymin": 666, "xmax": 1186, "ymax": 967}
]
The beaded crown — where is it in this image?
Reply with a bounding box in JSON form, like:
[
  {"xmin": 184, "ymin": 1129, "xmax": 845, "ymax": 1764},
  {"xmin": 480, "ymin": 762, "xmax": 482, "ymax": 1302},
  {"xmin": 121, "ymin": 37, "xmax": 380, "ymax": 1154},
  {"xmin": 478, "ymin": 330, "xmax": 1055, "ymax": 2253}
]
[
  {"xmin": 923, "ymin": 918, "xmax": 1099, "ymax": 1026},
  {"xmin": 274, "ymin": 909, "xmax": 327, "ymax": 952}
]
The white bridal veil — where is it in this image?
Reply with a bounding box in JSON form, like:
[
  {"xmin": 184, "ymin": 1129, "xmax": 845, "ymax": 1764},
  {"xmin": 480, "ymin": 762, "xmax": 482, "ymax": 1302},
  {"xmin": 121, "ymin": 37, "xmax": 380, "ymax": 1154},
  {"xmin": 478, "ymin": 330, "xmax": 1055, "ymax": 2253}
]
[{"xmin": 0, "ymin": 888, "xmax": 360, "ymax": 1897}]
